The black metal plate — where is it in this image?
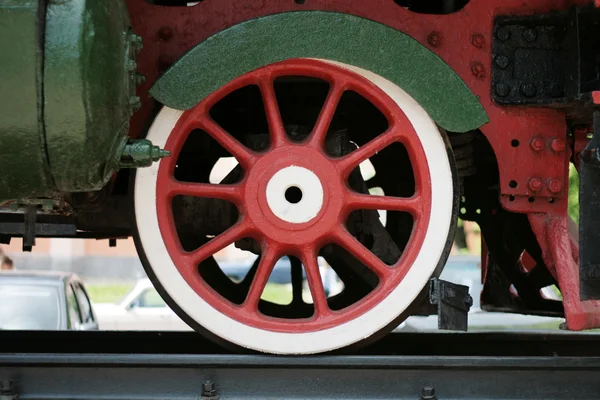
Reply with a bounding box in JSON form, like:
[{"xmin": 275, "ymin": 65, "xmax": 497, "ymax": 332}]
[{"xmin": 1, "ymin": 332, "xmax": 600, "ymax": 399}]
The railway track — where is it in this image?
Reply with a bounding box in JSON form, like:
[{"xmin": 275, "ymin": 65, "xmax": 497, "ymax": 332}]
[{"xmin": 1, "ymin": 331, "xmax": 599, "ymax": 399}]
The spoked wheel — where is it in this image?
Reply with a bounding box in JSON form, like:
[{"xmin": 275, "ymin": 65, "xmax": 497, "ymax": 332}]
[{"xmin": 134, "ymin": 59, "xmax": 457, "ymax": 354}]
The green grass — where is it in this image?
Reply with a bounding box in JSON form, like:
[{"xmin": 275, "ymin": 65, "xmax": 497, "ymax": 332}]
[
  {"xmin": 260, "ymin": 283, "xmax": 293, "ymax": 305},
  {"xmin": 86, "ymin": 283, "xmax": 134, "ymax": 303},
  {"xmin": 468, "ymin": 321, "xmax": 563, "ymax": 331}
]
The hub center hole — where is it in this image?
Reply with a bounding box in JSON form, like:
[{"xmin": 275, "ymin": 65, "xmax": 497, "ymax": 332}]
[{"xmin": 285, "ymin": 186, "xmax": 303, "ymax": 204}]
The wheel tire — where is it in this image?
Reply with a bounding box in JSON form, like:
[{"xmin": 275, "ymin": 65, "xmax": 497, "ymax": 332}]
[{"xmin": 134, "ymin": 58, "xmax": 458, "ymax": 354}]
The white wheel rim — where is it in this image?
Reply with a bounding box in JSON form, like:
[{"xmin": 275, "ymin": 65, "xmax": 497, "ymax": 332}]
[{"xmin": 135, "ymin": 59, "xmax": 454, "ymax": 354}]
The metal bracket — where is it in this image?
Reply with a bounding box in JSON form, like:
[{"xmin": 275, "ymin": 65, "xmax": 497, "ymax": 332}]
[
  {"xmin": 22, "ymin": 206, "xmax": 36, "ymax": 252},
  {"xmin": 118, "ymin": 139, "xmax": 170, "ymax": 169},
  {"xmin": 429, "ymin": 278, "xmax": 472, "ymax": 331},
  {"xmin": 492, "ymin": 4, "xmax": 600, "ymax": 109}
]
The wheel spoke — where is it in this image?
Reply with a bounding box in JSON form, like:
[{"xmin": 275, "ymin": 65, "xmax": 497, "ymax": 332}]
[
  {"xmin": 244, "ymin": 244, "xmax": 281, "ymax": 310},
  {"xmin": 333, "ymin": 227, "xmax": 392, "ymax": 279},
  {"xmin": 185, "ymin": 222, "xmax": 250, "ymax": 267},
  {"xmin": 166, "ymin": 179, "xmax": 241, "ymax": 203},
  {"xmin": 194, "ymin": 116, "xmax": 258, "ymax": 168},
  {"xmin": 346, "ymin": 192, "xmax": 423, "ymax": 217},
  {"xmin": 301, "ymin": 249, "xmax": 331, "ymax": 318},
  {"xmin": 258, "ymin": 78, "xmax": 288, "ymax": 148},
  {"xmin": 308, "ymin": 82, "xmax": 345, "ymax": 149},
  {"xmin": 337, "ymin": 127, "xmax": 401, "ymax": 176}
]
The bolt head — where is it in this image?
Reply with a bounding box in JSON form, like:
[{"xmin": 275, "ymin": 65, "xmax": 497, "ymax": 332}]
[
  {"xmin": 421, "ymin": 386, "xmax": 436, "ymax": 399},
  {"xmin": 202, "ymin": 381, "xmax": 216, "ymax": 396},
  {"xmin": 520, "ymin": 83, "xmax": 537, "ymax": 98},
  {"xmin": 495, "ymin": 83, "xmax": 510, "ymax": 97},
  {"xmin": 127, "ymin": 59, "xmax": 137, "ymax": 72},
  {"xmin": 551, "ymin": 138, "xmax": 566, "ymax": 153},
  {"xmin": 472, "ymin": 34, "xmax": 485, "ymax": 48},
  {"xmin": 495, "ymin": 55, "xmax": 510, "ymax": 69},
  {"xmin": 528, "ymin": 178, "xmax": 543, "ymax": 192},
  {"xmin": 496, "ymin": 27, "xmax": 511, "ymax": 41},
  {"xmin": 522, "ymin": 28, "xmax": 538, "ymax": 42},
  {"xmin": 548, "ymin": 179, "xmax": 563, "ymax": 194},
  {"xmin": 471, "ymin": 62, "xmax": 486, "ymax": 79},
  {"xmin": 427, "ymin": 32, "xmax": 442, "ymax": 47},
  {"xmin": 530, "ymin": 137, "xmax": 545, "ymax": 152}
]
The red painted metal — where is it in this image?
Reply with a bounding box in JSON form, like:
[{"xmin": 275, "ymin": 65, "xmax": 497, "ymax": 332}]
[
  {"xmin": 125, "ymin": 0, "xmax": 600, "ymax": 330},
  {"xmin": 155, "ymin": 59, "xmax": 433, "ymax": 332},
  {"xmin": 126, "ymin": 0, "xmax": 587, "ymax": 215},
  {"xmin": 529, "ymin": 213, "xmax": 600, "ymax": 330}
]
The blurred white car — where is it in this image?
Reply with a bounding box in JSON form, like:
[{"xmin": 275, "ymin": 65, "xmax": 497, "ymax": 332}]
[{"xmin": 94, "ymin": 279, "xmax": 191, "ymax": 331}]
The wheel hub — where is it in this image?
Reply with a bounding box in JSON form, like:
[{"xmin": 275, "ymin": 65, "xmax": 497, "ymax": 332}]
[
  {"xmin": 244, "ymin": 145, "xmax": 345, "ymax": 247},
  {"xmin": 265, "ymin": 165, "xmax": 323, "ymax": 224}
]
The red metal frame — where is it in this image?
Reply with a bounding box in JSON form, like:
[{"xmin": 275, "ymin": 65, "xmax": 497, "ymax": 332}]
[
  {"xmin": 155, "ymin": 59, "xmax": 432, "ymax": 332},
  {"xmin": 126, "ymin": 0, "xmax": 600, "ymax": 330}
]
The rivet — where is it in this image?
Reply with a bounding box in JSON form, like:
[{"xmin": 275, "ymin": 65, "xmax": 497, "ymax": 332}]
[
  {"xmin": 471, "ymin": 62, "xmax": 486, "ymax": 79},
  {"xmin": 548, "ymin": 179, "xmax": 563, "ymax": 194},
  {"xmin": 472, "ymin": 34, "xmax": 485, "ymax": 49},
  {"xmin": 495, "ymin": 55, "xmax": 510, "ymax": 69},
  {"xmin": 530, "ymin": 137, "xmax": 545, "ymax": 152},
  {"xmin": 551, "ymin": 138, "xmax": 566, "ymax": 153},
  {"xmin": 496, "ymin": 27, "xmax": 511, "ymax": 41},
  {"xmin": 528, "ymin": 178, "xmax": 543, "ymax": 192},
  {"xmin": 130, "ymin": 96, "xmax": 141, "ymax": 111},
  {"xmin": 127, "ymin": 60, "xmax": 137, "ymax": 71},
  {"xmin": 522, "ymin": 28, "xmax": 538, "ymax": 42},
  {"xmin": 421, "ymin": 387, "xmax": 437, "ymax": 400},
  {"xmin": 495, "ymin": 83, "xmax": 510, "ymax": 97},
  {"xmin": 427, "ymin": 31, "xmax": 442, "ymax": 47},
  {"xmin": 520, "ymin": 83, "xmax": 537, "ymax": 97}
]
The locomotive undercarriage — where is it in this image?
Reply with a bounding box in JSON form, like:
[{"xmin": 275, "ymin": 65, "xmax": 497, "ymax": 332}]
[{"xmin": 0, "ymin": 0, "xmax": 599, "ymax": 354}]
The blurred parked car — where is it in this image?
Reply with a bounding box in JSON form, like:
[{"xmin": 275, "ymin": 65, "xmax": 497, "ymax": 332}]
[
  {"xmin": 396, "ymin": 255, "xmax": 563, "ymax": 332},
  {"xmin": 94, "ymin": 278, "xmax": 192, "ymax": 331},
  {"xmin": 0, "ymin": 271, "xmax": 98, "ymax": 331}
]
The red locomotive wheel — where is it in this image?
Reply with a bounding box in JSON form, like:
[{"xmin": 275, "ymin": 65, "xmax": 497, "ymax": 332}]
[{"xmin": 134, "ymin": 59, "xmax": 457, "ymax": 354}]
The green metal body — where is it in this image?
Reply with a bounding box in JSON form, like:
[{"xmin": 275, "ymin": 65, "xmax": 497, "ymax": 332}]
[
  {"xmin": 0, "ymin": 0, "xmax": 138, "ymax": 203},
  {"xmin": 151, "ymin": 11, "xmax": 488, "ymax": 133},
  {"xmin": 0, "ymin": 0, "xmax": 53, "ymax": 202},
  {"xmin": 44, "ymin": 0, "xmax": 137, "ymax": 193}
]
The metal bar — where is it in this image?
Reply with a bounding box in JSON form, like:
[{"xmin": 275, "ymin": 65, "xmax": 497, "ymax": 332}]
[
  {"xmin": 1, "ymin": 332, "xmax": 600, "ymax": 399},
  {"xmin": 1, "ymin": 354, "xmax": 599, "ymax": 399}
]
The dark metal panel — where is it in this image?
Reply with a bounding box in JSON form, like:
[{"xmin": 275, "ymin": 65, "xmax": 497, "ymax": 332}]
[
  {"xmin": 2, "ymin": 333, "xmax": 600, "ymax": 398},
  {"xmin": 580, "ymin": 112, "xmax": 600, "ymax": 300}
]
